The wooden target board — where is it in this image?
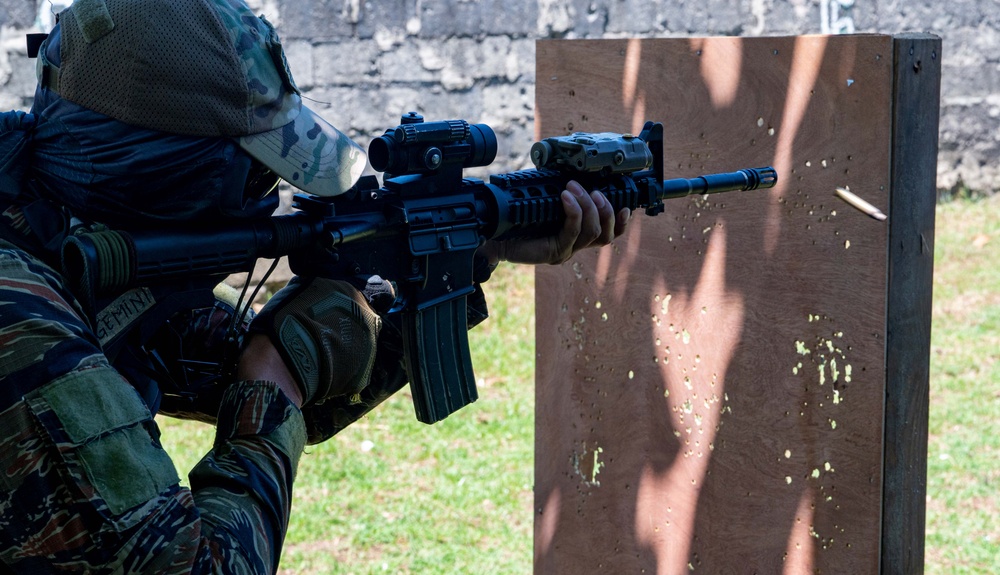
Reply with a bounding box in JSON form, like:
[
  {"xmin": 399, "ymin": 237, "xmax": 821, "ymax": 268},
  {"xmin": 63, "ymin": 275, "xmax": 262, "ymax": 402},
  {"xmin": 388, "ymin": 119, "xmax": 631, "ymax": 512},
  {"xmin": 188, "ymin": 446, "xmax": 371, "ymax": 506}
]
[{"xmin": 533, "ymin": 34, "xmax": 939, "ymax": 574}]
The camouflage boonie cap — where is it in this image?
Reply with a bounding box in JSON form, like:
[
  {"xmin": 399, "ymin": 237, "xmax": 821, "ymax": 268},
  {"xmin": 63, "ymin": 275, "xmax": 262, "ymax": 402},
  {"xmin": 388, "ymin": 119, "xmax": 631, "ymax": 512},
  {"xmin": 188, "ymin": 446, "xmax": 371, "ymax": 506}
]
[{"xmin": 39, "ymin": 0, "xmax": 365, "ymax": 196}]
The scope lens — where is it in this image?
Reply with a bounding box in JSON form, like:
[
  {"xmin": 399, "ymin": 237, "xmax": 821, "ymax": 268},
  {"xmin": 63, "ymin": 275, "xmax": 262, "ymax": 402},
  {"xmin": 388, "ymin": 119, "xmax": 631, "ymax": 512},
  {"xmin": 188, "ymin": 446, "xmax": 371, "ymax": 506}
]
[
  {"xmin": 368, "ymin": 135, "xmax": 393, "ymax": 173},
  {"xmin": 465, "ymin": 123, "xmax": 497, "ymax": 168}
]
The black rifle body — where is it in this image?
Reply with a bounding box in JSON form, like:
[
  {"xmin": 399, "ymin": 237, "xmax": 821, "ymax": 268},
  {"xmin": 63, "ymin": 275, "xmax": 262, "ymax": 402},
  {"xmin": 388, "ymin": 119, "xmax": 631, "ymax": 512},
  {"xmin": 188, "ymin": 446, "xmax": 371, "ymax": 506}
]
[{"xmin": 62, "ymin": 119, "xmax": 776, "ymax": 426}]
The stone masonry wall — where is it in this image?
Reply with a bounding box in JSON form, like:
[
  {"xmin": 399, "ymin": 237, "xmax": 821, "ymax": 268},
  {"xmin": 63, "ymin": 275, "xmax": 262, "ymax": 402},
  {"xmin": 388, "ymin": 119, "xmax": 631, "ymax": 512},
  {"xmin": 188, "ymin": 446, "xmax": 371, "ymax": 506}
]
[{"xmin": 1, "ymin": 0, "xmax": 997, "ymax": 194}]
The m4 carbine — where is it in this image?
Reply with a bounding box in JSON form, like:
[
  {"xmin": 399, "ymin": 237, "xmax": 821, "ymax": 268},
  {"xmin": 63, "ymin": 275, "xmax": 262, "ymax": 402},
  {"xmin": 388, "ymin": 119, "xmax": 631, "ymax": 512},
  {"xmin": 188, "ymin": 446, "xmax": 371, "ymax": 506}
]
[{"xmin": 62, "ymin": 113, "xmax": 776, "ymax": 427}]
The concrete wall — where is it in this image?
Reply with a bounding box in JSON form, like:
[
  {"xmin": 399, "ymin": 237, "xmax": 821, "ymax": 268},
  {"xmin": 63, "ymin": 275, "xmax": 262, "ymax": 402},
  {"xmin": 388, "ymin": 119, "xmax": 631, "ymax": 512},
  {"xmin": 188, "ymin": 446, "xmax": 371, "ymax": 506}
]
[{"xmin": 2, "ymin": 0, "xmax": 996, "ymax": 194}]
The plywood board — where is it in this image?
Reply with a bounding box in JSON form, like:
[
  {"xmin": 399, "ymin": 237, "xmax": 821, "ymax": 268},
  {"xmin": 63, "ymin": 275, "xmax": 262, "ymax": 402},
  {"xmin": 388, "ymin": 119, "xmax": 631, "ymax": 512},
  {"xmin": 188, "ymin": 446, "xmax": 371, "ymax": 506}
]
[{"xmin": 534, "ymin": 35, "xmax": 896, "ymax": 574}]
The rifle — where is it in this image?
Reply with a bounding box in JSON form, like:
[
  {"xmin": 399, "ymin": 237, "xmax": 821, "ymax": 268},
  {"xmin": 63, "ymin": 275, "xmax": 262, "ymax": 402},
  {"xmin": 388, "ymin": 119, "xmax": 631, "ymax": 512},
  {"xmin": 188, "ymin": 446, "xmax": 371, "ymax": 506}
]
[{"xmin": 61, "ymin": 113, "xmax": 776, "ymax": 426}]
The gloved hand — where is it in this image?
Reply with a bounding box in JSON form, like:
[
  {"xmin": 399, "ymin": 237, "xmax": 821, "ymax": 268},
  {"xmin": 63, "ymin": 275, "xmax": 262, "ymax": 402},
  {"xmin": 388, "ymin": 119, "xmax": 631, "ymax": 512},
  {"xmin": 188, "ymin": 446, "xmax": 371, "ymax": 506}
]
[
  {"xmin": 249, "ymin": 276, "xmax": 383, "ymax": 406},
  {"xmin": 300, "ymin": 317, "xmax": 408, "ymax": 444}
]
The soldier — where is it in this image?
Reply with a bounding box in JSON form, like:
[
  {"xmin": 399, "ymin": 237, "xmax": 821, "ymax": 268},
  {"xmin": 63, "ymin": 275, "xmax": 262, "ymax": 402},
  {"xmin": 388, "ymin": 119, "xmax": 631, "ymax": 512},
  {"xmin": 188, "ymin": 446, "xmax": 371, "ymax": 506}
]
[{"xmin": 0, "ymin": 0, "xmax": 629, "ymax": 572}]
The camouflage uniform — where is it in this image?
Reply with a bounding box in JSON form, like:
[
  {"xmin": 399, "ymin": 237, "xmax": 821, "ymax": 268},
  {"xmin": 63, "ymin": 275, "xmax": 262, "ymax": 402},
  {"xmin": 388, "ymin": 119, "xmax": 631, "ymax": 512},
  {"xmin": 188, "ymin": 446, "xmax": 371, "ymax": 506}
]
[
  {"xmin": 0, "ymin": 0, "xmax": 380, "ymax": 571},
  {"xmin": 0, "ymin": 218, "xmax": 306, "ymax": 573}
]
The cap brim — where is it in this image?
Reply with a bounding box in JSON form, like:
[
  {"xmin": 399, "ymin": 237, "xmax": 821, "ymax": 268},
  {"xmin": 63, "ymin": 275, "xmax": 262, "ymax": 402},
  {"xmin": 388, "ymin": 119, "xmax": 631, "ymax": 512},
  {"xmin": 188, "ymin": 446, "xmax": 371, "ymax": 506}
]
[{"xmin": 238, "ymin": 104, "xmax": 366, "ymax": 197}]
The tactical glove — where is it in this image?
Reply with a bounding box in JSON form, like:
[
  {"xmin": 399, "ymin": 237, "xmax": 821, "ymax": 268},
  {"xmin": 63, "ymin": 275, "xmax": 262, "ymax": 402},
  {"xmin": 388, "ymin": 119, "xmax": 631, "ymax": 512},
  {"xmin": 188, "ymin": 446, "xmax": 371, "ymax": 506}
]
[
  {"xmin": 249, "ymin": 276, "xmax": 382, "ymax": 406},
  {"xmin": 300, "ymin": 317, "xmax": 408, "ymax": 444}
]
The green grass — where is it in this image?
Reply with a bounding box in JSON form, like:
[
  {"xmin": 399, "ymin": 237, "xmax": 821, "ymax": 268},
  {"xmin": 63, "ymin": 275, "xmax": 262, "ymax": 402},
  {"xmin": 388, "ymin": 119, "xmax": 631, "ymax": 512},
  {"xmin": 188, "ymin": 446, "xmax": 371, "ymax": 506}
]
[
  {"xmin": 158, "ymin": 194, "xmax": 1000, "ymax": 573},
  {"xmin": 158, "ymin": 263, "xmax": 537, "ymax": 574},
  {"xmin": 925, "ymin": 193, "xmax": 1000, "ymax": 574}
]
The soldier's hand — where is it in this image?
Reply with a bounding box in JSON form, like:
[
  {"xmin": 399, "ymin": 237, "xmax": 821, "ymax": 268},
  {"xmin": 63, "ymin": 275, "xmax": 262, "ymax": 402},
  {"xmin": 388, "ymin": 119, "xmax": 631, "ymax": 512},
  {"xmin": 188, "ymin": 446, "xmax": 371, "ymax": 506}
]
[
  {"xmin": 479, "ymin": 180, "xmax": 630, "ymax": 266},
  {"xmin": 243, "ymin": 277, "xmax": 382, "ymax": 407}
]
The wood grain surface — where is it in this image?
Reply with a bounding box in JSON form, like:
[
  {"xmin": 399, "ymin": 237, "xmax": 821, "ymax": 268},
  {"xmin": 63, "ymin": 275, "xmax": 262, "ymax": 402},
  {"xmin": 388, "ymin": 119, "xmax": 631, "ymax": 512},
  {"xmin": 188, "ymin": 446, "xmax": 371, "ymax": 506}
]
[{"xmin": 534, "ymin": 35, "xmax": 896, "ymax": 574}]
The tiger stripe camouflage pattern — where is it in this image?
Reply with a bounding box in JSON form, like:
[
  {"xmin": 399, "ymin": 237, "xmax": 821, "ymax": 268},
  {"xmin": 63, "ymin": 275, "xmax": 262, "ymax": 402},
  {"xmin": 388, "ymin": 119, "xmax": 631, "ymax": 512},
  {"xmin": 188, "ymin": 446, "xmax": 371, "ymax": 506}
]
[{"xmin": 0, "ymin": 237, "xmax": 307, "ymax": 573}]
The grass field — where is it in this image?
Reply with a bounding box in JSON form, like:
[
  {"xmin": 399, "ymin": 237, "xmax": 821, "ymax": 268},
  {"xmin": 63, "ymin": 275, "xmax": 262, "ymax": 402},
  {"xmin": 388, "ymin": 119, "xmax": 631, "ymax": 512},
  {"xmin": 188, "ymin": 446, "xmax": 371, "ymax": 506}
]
[
  {"xmin": 158, "ymin": 193, "xmax": 999, "ymax": 573},
  {"xmin": 159, "ymin": 263, "xmax": 538, "ymax": 574},
  {"xmin": 925, "ymin": 192, "xmax": 1000, "ymax": 574}
]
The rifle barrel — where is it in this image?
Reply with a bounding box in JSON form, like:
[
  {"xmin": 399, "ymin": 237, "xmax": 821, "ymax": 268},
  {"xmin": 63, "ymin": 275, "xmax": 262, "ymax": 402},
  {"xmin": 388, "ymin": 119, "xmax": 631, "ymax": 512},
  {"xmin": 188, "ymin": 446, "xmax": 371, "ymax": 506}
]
[{"xmin": 659, "ymin": 166, "xmax": 777, "ymax": 199}]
